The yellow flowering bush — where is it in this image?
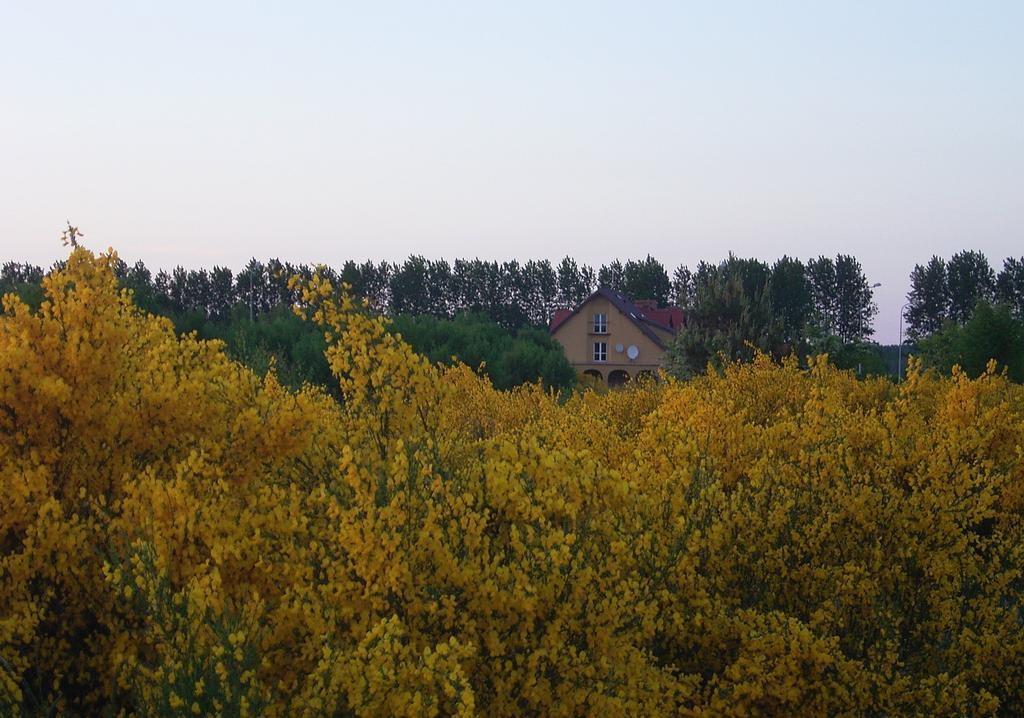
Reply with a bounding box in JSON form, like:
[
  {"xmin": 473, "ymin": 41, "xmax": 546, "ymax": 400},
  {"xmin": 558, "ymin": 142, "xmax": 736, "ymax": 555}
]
[{"xmin": 2, "ymin": 248, "xmax": 1023, "ymax": 716}]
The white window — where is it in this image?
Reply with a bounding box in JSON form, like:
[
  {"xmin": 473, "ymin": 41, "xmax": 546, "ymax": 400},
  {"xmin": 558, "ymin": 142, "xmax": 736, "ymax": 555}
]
[
  {"xmin": 593, "ymin": 341, "xmax": 607, "ymax": 362},
  {"xmin": 593, "ymin": 312, "xmax": 608, "ymax": 333}
]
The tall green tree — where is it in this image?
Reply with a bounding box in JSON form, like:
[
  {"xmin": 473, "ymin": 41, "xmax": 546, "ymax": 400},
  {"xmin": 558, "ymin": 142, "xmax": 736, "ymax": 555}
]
[
  {"xmin": 946, "ymin": 250, "xmax": 995, "ymax": 324},
  {"xmin": 426, "ymin": 258, "xmax": 454, "ymax": 318},
  {"xmin": 692, "ymin": 260, "xmax": 719, "ymax": 300},
  {"xmin": 390, "ymin": 255, "xmax": 432, "ymax": 315},
  {"xmin": 339, "ymin": 260, "xmax": 366, "ymax": 297},
  {"xmin": 768, "ymin": 256, "xmax": 811, "ymax": 345},
  {"xmin": 806, "ymin": 256, "xmax": 838, "ymax": 335},
  {"xmin": 598, "ymin": 259, "xmax": 625, "ymax": 292},
  {"xmin": 235, "ymin": 259, "xmax": 269, "ymax": 318},
  {"xmin": 556, "ymin": 257, "xmax": 594, "ymax": 309},
  {"xmin": 996, "ymin": 256, "xmax": 1024, "ymax": 319},
  {"xmin": 905, "ymin": 256, "xmax": 949, "ymax": 339},
  {"xmin": 622, "ymin": 255, "xmax": 671, "ymax": 304},
  {"xmin": 524, "ymin": 259, "xmax": 558, "ymax": 327},
  {"xmin": 720, "ymin": 255, "xmax": 770, "ymax": 303},
  {"xmin": 834, "ymin": 254, "xmax": 877, "ymax": 343},
  {"xmin": 805, "ymin": 255, "xmax": 876, "ymax": 342},
  {"xmin": 361, "ymin": 260, "xmax": 392, "ymax": 312},
  {"xmin": 671, "ymin": 265, "xmax": 694, "ymax": 309},
  {"xmin": 208, "ymin": 266, "xmax": 235, "ymax": 321}
]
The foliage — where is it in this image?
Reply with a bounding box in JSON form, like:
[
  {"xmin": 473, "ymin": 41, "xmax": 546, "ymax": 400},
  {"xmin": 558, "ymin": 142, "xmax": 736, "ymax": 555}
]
[
  {"xmin": 947, "ymin": 250, "xmax": 996, "ymax": 325},
  {"xmin": 214, "ymin": 307, "xmax": 335, "ymax": 391},
  {"xmin": 996, "ymin": 257, "xmax": 1024, "ymax": 320},
  {"xmin": 806, "ymin": 255, "xmax": 877, "ymax": 342},
  {"xmin": 918, "ymin": 301, "xmax": 1024, "ymax": 382},
  {"xmin": 665, "ymin": 268, "xmax": 784, "ymax": 378},
  {"xmin": 906, "ymin": 256, "xmax": 950, "ymax": 339},
  {"xmin": 3, "ymin": 249, "xmax": 1024, "ymax": 716},
  {"xmin": 0, "ymin": 262, "xmax": 45, "ymax": 312},
  {"xmin": 671, "ymin": 264, "xmax": 694, "ymax": 309},
  {"xmin": 768, "ymin": 255, "xmax": 812, "ymax": 345},
  {"xmin": 389, "ymin": 313, "xmax": 576, "ymax": 392},
  {"xmin": 906, "ymin": 252, "xmax": 1022, "ymax": 340},
  {"xmin": 804, "ymin": 332, "xmax": 889, "ymax": 378},
  {"xmin": 555, "ymin": 257, "xmax": 595, "ymax": 311},
  {"xmin": 621, "ymin": 255, "xmax": 671, "ymax": 306}
]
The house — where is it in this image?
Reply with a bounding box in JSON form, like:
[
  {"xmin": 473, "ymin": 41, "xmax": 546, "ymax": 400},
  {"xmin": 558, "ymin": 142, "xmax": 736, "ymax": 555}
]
[{"xmin": 549, "ymin": 287, "xmax": 684, "ymax": 386}]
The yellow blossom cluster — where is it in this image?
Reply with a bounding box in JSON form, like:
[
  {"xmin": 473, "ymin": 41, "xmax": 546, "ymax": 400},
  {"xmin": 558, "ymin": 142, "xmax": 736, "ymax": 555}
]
[{"xmin": 2, "ymin": 248, "xmax": 1023, "ymax": 716}]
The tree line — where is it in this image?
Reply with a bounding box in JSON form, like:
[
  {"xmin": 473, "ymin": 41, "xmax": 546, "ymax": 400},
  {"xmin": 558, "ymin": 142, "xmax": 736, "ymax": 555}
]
[
  {"xmin": 6, "ymin": 248, "xmax": 1021, "ymax": 383},
  {"xmin": 906, "ymin": 251, "xmax": 1024, "ymax": 337},
  {"xmin": 904, "ymin": 252, "xmax": 1024, "ymax": 382},
  {"xmin": 0, "ymin": 256, "xmax": 584, "ymax": 391},
  {"xmin": 1, "ymin": 252, "xmax": 876, "ymax": 336}
]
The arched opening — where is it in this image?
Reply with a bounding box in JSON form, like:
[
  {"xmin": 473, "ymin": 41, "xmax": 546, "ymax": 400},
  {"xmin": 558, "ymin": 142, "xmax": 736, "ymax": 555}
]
[
  {"xmin": 582, "ymin": 369, "xmax": 604, "ymax": 384},
  {"xmin": 607, "ymin": 369, "xmax": 630, "ymax": 388}
]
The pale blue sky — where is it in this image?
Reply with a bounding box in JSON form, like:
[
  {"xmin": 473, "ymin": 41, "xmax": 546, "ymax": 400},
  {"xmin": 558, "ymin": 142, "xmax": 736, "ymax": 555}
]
[{"xmin": 2, "ymin": 1, "xmax": 1021, "ymax": 340}]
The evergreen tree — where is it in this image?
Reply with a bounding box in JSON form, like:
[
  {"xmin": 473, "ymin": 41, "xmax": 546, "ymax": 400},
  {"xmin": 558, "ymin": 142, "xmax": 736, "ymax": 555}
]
[
  {"xmin": 666, "ymin": 271, "xmax": 782, "ymax": 378},
  {"xmin": 692, "ymin": 260, "xmax": 719, "ymax": 301},
  {"xmin": 671, "ymin": 265, "xmax": 694, "ymax": 309},
  {"xmin": 720, "ymin": 255, "xmax": 770, "ymax": 300}
]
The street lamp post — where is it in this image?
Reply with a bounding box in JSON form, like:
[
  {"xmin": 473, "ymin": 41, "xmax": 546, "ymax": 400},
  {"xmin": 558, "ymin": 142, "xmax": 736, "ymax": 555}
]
[{"xmin": 898, "ymin": 302, "xmax": 909, "ymax": 382}]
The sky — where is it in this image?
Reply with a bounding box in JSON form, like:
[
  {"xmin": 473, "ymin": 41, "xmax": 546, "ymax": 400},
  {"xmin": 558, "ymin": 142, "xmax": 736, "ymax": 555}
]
[{"xmin": 2, "ymin": 1, "xmax": 1021, "ymax": 342}]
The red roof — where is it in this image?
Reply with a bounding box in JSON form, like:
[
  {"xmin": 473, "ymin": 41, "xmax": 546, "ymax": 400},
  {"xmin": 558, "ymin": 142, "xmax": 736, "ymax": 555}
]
[
  {"xmin": 637, "ymin": 302, "xmax": 685, "ymax": 331},
  {"xmin": 549, "ymin": 288, "xmax": 686, "ymax": 348},
  {"xmin": 550, "ymin": 307, "xmax": 573, "ymax": 331}
]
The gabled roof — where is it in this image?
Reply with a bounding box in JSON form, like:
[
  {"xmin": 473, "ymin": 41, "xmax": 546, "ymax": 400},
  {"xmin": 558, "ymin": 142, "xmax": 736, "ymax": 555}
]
[{"xmin": 549, "ymin": 286, "xmax": 681, "ymax": 350}]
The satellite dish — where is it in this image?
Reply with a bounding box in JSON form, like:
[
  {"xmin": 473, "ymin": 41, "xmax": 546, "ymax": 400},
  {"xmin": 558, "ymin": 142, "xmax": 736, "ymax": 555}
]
[
  {"xmin": 615, "ymin": 342, "xmax": 624, "ymax": 353},
  {"xmin": 626, "ymin": 345, "xmax": 639, "ymax": 360}
]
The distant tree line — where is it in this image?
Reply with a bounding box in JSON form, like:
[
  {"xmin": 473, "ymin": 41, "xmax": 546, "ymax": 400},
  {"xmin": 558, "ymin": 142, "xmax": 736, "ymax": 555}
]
[
  {"xmin": 1, "ymin": 252, "xmax": 880, "ymax": 382},
  {"xmin": 0, "ymin": 256, "xmax": 583, "ymax": 392},
  {"xmin": 1, "ymin": 253, "xmax": 877, "ymax": 337},
  {"xmin": 906, "ymin": 252, "xmax": 1024, "ymax": 337},
  {"xmin": 17, "ymin": 249, "xmax": 1024, "ymax": 385},
  {"xmin": 905, "ymin": 252, "xmax": 1024, "ymax": 381}
]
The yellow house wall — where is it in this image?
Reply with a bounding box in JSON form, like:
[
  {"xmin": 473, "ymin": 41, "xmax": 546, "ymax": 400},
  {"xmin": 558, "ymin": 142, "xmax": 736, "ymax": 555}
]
[{"xmin": 551, "ymin": 297, "xmax": 668, "ymax": 378}]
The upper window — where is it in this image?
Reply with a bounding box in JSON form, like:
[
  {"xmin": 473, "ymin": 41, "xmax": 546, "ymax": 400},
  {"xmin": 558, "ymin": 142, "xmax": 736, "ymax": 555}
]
[
  {"xmin": 593, "ymin": 341, "xmax": 608, "ymax": 362},
  {"xmin": 593, "ymin": 313, "xmax": 608, "ymax": 333}
]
